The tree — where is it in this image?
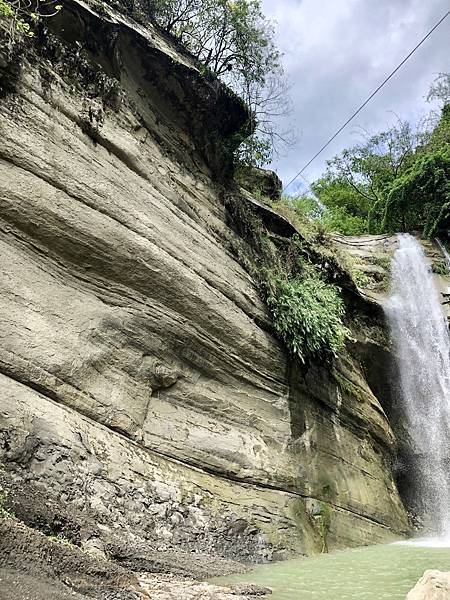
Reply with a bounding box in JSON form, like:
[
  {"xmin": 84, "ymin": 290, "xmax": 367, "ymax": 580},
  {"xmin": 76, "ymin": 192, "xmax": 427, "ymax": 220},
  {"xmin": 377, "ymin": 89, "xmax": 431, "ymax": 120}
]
[
  {"xmin": 427, "ymin": 72, "xmax": 450, "ymax": 107},
  {"xmin": 307, "ymin": 119, "xmax": 430, "ymax": 234},
  {"xmin": 150, "ymin": 0, "xmax": 291, "ymax": 166},
  {"xmin": 236, "ymin": 66, "xmax": 293, "ymax": 166},
  {"xmin": 312, "ymin": 175, "xmax": 371, "ymax": 218},
  {"xmin": 288, "ymin": 73, "xmax": 450, "ymax": 238},
  {"xmin": 153, "ymin": 0, "xmax": 274, "ymax": 78},
  {"xmin": 326, "ymin": 120, "xmax": 427, "ymax": 205},
  {"xmin": 378, "ymin": 95, "xmax": 450, "ymax": 237},
  {"xmin": 320, "ymin": 206, "xmax": 367, "ymax": 236},
  {"xmin": 382, "ymin": 147, "xmax": 450, "ymax": 237}
]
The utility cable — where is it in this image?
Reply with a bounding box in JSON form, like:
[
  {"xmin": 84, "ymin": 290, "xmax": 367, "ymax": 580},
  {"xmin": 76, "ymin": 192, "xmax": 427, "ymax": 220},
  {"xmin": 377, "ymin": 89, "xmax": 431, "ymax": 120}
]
[{"xmin": 283, "ymin": 10, "xmax": 450, "ymax": 193}]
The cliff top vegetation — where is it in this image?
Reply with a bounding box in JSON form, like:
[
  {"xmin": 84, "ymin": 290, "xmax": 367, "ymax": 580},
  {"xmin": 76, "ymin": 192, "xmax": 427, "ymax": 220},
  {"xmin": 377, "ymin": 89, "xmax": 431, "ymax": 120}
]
[
  {"xmin": 105, "ymin": 0, "xmax": 293, "ymax": 168},
  {"xmin": 279, "ymin": 73, "xmax": 450, "ymax": 240}
]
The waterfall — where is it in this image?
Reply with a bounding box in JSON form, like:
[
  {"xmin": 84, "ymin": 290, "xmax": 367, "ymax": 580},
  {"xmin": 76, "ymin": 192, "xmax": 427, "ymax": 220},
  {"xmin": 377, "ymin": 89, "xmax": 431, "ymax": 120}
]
[
  {"xmin": 436, "ymin": 238, "xmax": 450, "ymax": 272},
  {"xmin": 385, "ymin": 234, "xmax": 450, "ymax": 539}
]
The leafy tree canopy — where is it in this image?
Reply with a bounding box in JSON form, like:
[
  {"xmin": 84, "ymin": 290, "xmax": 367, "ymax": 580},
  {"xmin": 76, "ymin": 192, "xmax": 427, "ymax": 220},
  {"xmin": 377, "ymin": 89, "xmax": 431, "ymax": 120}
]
[
  {"xmin": 382, "ymin": 146, "xmax": 450, "ymax": 237},
  {"xmin": 311, "ymin": 175, "xmax": 372, "ymax": 218},
  {"xmin": 427, "ymin": 72, "xmax": 450, "ymax": 107},
  {"xmin": 288, "ymin": 74, "xmax": 450, "ymax": 239}
]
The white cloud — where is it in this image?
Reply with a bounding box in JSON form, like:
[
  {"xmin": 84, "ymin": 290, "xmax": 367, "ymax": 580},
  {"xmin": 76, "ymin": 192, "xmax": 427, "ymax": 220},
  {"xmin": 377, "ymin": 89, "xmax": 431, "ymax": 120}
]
[{"xmin": 261, "ymin": 0, "xmax": 449, "ymax": 191}]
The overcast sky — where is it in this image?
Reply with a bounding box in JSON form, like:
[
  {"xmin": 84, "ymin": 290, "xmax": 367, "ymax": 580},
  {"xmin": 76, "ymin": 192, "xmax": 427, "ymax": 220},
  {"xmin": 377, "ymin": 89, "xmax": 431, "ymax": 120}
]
[{"xmin": 261, "ymin": 0, "xmax": 449, "ymax": 194}]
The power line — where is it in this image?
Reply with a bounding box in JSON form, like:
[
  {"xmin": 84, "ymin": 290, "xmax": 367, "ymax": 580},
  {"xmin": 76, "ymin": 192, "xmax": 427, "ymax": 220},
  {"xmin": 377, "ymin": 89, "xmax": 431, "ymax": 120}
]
[
  {"xmin": 298, "ymin": 172, "xmax": 314, "ymax": 193},
  {"xmin": 283, "ymin": 9, "xmax": 450, "ymax": 193}
]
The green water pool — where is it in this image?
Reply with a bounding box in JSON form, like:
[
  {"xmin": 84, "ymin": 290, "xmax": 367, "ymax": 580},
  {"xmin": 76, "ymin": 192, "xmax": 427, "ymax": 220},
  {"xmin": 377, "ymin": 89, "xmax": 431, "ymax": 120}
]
[{"xmin": 216, "ymin": 541, "xmax": 450, "ymax": 599}]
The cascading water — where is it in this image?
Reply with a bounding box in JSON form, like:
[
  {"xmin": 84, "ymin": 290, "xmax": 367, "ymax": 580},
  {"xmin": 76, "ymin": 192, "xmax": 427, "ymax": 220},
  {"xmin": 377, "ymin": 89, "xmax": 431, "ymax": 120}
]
[
  {"xmin": 436, "ymin": 237, "xmax": 450, "ymax": 272},
  {"xmin": 385, "ymin": 234, "xmax": 450, "ymax": 540}
]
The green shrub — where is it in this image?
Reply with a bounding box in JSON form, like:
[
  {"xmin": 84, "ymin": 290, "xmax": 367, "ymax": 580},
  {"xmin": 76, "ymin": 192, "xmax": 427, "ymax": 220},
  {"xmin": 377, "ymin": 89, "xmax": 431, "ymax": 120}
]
[
  {"xmin": 352, "ymin": 268, "xmax": 371, "ymax": 288},
  {"xmin": 319, "ymin": 206, "xmax": 367, "ymax": 236},
  {"xmin": 266, "ymin": 270, "xmax": 350, "ymax": 363},
  {"xmin": 0, "ymin": 0, "xmax": 13, "ymax": 17},
  {"xmin": 226, "ymin": 192, "xmax": 351, "ymax": 362}
]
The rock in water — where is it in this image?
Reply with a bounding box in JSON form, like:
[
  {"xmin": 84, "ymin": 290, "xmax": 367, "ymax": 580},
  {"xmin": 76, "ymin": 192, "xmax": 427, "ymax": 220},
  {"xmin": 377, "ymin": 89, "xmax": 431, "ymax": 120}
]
[
  {"xmin": 230, "ymin": 583, "xmax": 272, "ymax": 595},
  {"xmin": 406, "ymin": 570, "xmax": 450, "ymax": 599}
]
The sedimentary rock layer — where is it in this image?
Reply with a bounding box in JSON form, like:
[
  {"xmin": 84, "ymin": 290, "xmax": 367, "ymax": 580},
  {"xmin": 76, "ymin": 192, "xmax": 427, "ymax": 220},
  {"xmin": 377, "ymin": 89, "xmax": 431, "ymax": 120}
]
[{"xmin": 0, "ymin": 0, "xmax": 407, "ymax": 561}]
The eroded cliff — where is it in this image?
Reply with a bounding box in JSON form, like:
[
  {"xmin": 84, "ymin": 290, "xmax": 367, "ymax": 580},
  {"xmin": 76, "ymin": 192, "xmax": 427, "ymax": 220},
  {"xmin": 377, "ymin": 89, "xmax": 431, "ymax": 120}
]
[{"xmin": 0, "ymin": 0, "xmax": 408, "ymax": 578}]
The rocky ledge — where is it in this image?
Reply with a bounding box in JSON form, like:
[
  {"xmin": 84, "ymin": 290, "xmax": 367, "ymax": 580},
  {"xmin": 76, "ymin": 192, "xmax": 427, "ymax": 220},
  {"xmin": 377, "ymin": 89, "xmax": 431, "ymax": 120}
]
[{"xmin": 0, "ymin": 514, "xmax": 272, "ymax": 599}]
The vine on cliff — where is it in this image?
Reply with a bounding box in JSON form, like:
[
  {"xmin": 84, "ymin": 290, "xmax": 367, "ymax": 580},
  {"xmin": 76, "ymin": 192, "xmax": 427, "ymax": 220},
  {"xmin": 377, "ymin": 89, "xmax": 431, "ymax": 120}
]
[
  {"xmin": 265, "ymin": 270, "xmax": 349, "ymax": 362},
  {"xmin": 226, "ymin": 193, "xmax": 351, "ymax": 363}
]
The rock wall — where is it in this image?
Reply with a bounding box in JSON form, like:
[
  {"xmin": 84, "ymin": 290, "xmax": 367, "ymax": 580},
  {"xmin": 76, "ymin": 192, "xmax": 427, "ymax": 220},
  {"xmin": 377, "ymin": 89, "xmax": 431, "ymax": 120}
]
[{"xmin": 0, "ymin": 0, "xmax": 408, "ymax": 564}]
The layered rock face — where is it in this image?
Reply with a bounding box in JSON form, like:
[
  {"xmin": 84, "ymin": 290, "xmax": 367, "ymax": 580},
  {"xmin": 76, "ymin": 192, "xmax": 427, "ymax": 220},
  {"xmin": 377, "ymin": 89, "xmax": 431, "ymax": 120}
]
[{"xmin": 0, "ymin": 0, "xmax": 408, "ymax": 564}]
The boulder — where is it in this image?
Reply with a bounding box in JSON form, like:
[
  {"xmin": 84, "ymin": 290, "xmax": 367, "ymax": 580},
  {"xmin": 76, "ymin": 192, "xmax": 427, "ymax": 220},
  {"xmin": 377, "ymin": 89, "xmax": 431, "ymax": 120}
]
[
  {"xmin": 230, "ymin": 583, "xmax": 272, "ymax": 595},
  {"xmin": 236, "ymin": 166, "xmax": 282, "ymax": 202},
  {"xmin": 406, "ymin": 570, "xmax": 450, "ymax": 599}
]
